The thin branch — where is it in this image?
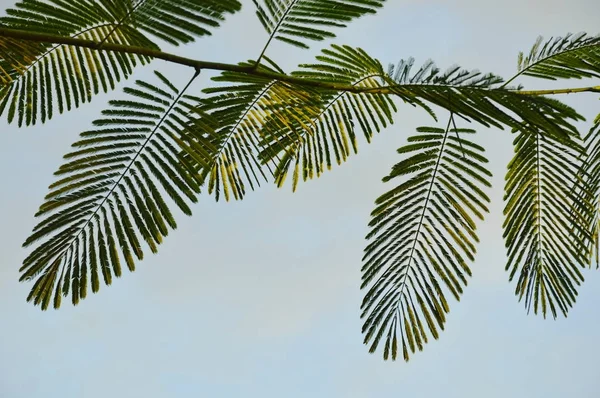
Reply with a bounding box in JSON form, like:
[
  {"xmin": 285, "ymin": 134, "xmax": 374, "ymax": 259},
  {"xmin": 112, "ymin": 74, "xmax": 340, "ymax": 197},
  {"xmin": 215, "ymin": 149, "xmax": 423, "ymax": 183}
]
[
  {"xmin": 0, "ymin": 27, "xmax": 368, "ymax": 92},
  {"xmin": 515, "ymin": 86, "xmax": 600, "ymax": 95},
  {"xmin": 1, "ymin": 27, "xmax": 599, "ymax": 97}
]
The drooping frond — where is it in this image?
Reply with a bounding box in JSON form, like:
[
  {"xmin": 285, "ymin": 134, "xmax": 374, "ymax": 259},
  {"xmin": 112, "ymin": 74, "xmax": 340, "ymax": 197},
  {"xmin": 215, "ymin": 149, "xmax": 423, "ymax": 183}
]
[
  {"xmin": 0, "ymin": 0, "xmax": 158, "ymax": 126},
  {"xmin": 383, "ymin": 59, "xmax": 584, "ymax": 139},
  {"xmin": 516, "ymin": 33, "xmax": 600, "ymax": 80},
  {"xmin": 1, "ymin": 0, "xmax": 242, "ymax": 45},
  {"xmin": 503, "ymin": 125, "xmax": 589, "ymax": 318},
  {"xmin": 385, "ymin": 58, "xmax": 504, "ymax": 112},
  {"xmin": 0, "ymin": 0, "xmax": 242, "ymax": 126},
  {"xmin": 258, "ymin": 44, "xmax": 396, "ymax": 191},
  {"xmin": 362, "ymin": 123, "xmax": 492, "ymax": 361},
  {"xmin": 253, "ymin": 0, "xmax": 386, "ymax": 56},
  {"xmin": 191, "ymin": 57, "xmax": 320, "ymax": 201},
  {"xmin": 126, "ymin": 0, "xmax": 242, "ymax": 46},
  {"xmin": 20, "ymin": 70, "xmax": 215, "ymax": 309},
  {"xmin": 576, "ymin": 115, "xmax": 600, "ymax": 267}
]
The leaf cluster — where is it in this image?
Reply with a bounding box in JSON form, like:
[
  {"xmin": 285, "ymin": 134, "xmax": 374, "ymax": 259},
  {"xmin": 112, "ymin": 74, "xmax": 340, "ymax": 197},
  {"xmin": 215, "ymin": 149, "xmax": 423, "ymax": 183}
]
[{"xmin": 2, "ymin": 0, "xmax": 600, "ymax": 363}]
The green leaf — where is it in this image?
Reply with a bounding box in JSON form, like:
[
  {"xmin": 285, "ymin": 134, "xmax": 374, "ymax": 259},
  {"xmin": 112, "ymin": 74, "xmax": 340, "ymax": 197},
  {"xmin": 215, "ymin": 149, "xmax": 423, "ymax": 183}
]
[
  {"xmin": 0, "ymin": 0, "xmax": 159, "ymax": 126},
  {"xmin": 253, "ymin": 0, "xmax": 386, "ymax": 52},
  {"xmin": 0, "ymin": 0, "xmax": 242, "ymax": 126},
  {"xmin": 517, "ymin": 33, "xmax": 600, "ymax": 81},
  {"xmin": 575, "ymin": 114, "xmax": 600, "ymax": 268},
  {"xmin": 382, "ymin": 59, "xmax": 584, "ymax": 140},
  {"xmin": 191, "ymin": 57, "xmax": 319, "ymax": 201},
  {"xmin": 503, "ymin": 124, "xmax": 588, "ymax": 318},
  {"xmin": 362, "ymin": 123, "xmax": 492, "ymax": 361},
  {"xmin": 20, "ymin": 70, "xmax": 216, "ymax": 309},
  {"xmin": 259, "ymin": 44, "xmax": 397, "ymax": 190},
  {"xmin": 128, "ymin": 0, "xmax": 242, "ymax": 46}
]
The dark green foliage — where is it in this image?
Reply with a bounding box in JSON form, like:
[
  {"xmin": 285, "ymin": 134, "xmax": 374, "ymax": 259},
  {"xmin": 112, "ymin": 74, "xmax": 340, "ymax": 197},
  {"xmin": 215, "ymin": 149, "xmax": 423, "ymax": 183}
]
[
  {"xmin": 192, "ymin": 57, "xmax": 313, "ymax": 201},
  {"xmin": 517, "ymin": 33, "xmax": 600, "ymax": 80},
  {"xmin": 21, "ymin": 70, "xmax": 214, "ymax": 308},
  {"xmin": 0, "ymin": 0, "xmax": 241, "ymax": 44},
  {"xmin": 253, "ymin": 0, "xmax": 386, "ymax": 51},
  {"xmin": 126, "ymin": 0, "xmax": 242, "ymax": 46},
  {"xmin": 0, "ymin": 0, "xmax": 241, "ymax": 126},
  {"xmin": 384, "ymin": 59, "xmax": 585, "ymax": 140},
  {"xmin": 259, "ymin": 44, "xmax": 396, "ymax": 190},
  {"xmin": 578, "ymin": 115, "xmax": 600, "ymax": 267},
  {"xmin": 0, "ymin": 0, "xmax": 153, "ymax": 125},
  {"xmin": 504, "ymin": 126, "xmax": 589, "ymax": 318},
  {"xmin": 362, "ymin": 124, "xmax": 492, "ymax": 361},
  {"xmin": 2, "ymin": 0, "xmax": 599, "ymax": 363}
]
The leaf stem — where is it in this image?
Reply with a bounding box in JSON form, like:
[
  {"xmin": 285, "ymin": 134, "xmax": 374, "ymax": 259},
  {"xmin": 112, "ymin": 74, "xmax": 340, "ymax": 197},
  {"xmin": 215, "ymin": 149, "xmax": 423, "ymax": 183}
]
[
  {"xmin": 255, "ymin": 0, "xmax": 298, "ymax": 66},
  {"xmin": 515, "ymin": 86, "xmax": 600, "ymax": 95}
]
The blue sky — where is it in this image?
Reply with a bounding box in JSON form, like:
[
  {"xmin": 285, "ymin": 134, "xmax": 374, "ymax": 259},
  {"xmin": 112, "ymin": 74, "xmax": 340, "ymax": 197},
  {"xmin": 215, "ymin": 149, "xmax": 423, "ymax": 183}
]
[{"xmin": 1, "ymin": 1, "xmax": 600, "ymax": 397}]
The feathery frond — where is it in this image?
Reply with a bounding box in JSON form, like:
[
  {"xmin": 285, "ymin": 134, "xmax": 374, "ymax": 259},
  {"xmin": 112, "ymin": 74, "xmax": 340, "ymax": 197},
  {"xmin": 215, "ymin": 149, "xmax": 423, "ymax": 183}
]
[
  {"xmin": 362, "ymin": 123, "xmax": 492, "ymax": 361},
  {"xmin": 253, "ymin": 0, "xmax": 386, "ymax": 56},
  {"xmin": 516, "ymin": 33, "xmax": 600, "ymax": 80},
  {"xmin": 0, "ymin": 0, "xmax": 242, "ymax": 126},
  {"xmin": 577, "ymin": 114, "xmax": 600, "ymax": 268},
  {"xmin": 20, "ymin": 70, "xmax": 215, "ymax": 309},
  {"xmin": 127, "ymin": 0, "xmax": 242, "ymax": 46},
  {"xmin": 191, "ymin": 57, "xmax": 319, "ymax": 201},
  {"xmin": 383, "ymin": 59, "xmax": 584, "ymax": 139},
  {"xmin": 259, "ymin": 44, "xmax": 396, "ymax": 190},
  {"xmin": 0, "ymin": 0, "xmax": 158, "ymax": 126},
  {"xmin": 503, "ymin": 125, "xmax": 589, "ymax": 318},
  {"xmin": 257, "ymin": 54, "xmax": 584, "ymax": 192}
]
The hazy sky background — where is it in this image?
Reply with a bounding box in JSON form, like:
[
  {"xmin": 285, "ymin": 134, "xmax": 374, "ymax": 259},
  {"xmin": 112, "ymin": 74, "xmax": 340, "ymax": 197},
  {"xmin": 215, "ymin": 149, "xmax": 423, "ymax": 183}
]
[{"xmin": 1, "ymin": 1, "xmax": 600, "ymax": 397}]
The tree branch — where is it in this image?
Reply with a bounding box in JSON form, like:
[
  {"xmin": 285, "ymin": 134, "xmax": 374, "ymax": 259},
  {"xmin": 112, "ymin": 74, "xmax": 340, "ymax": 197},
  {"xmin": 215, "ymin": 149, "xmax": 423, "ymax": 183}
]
[
  {"xmin": 515, "ymin": 86, "xmax": 600, "ymax": 95},
  {"xmin": 1, "ymin": 27, "xmax": 599, "ymax": 97}
]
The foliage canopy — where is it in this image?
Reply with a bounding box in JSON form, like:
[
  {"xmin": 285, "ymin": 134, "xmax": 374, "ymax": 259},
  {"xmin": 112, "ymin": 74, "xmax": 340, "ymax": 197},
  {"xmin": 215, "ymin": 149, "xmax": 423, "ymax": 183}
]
[{"xmin": 2, "ymin": 0, "xmax": 600, "ymax": 362}]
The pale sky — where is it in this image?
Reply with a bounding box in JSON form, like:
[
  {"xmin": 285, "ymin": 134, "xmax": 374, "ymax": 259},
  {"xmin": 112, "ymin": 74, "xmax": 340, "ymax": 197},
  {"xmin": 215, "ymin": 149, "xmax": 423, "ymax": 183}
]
[{"xmin": 1, "ymin": 1, "xmax": 600, "ymax": 397}]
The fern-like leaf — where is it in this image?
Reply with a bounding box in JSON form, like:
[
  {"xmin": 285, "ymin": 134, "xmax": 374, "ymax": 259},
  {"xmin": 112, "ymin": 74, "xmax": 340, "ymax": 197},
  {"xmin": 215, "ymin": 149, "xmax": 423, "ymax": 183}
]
[
  {"xmin": 362, "ymin": 123, "xmax": 492, "ymax": 361},
  {"xmin": 191, "ymin": 57, "xmax": 320, "ymax": 201},
  {"xmin": 383, "ymin": 59, "xmax": 584, "ymax": 140},
  {"xmin": 503, "ymin": 125, "xmax": 589, "ymax": 318},
  {"xmin": 0, "ymin": 37, "xmax": 44, "ymax": 83},
  {"xmin": 0, "ymin": 0, "xmax": 242, "ymax": 126},
  {"xmin": 576, "ymin": 115, "xmax": 600, "ymax": 267},
  {"xmin": 0, "ymin": 0, "xmax": 159, "ymax": 126},
  {"xmin": 20, "ymin": 70, "xmax": 215, "ymax": 309},
  {"xmin": 516, "ymin": 33, "xmax": 600, "ymax": 80},
  {"xmin": 258, "ymin": 54, "xmax": 582, "ymax": 192},
  {"xmin": 127, "ymin": 0, "xmax": 242, "ymax": 46},
  {"xmin": 253, "ymin": 0, "xmax": 386, "ymax": 56},
  {"xmin": 259, "ymin": 44, "xmax": 396, "ymax": 190}
]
